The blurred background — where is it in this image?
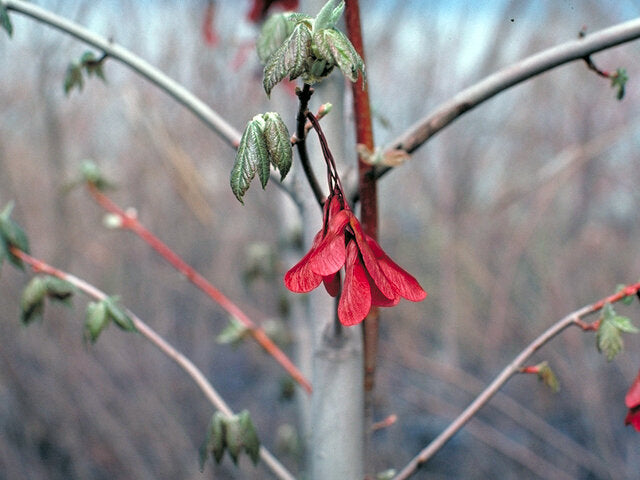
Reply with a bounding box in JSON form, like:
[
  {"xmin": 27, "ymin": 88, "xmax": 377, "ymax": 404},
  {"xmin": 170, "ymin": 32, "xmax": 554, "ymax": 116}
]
[{"xmin": 2, "ymin": 0, "xmax": 640, "ymax": 478}]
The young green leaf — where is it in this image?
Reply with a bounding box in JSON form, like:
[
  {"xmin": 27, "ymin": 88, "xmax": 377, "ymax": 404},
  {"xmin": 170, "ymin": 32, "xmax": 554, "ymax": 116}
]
[
  {"xmin": 80, "ymin": 51, "xmax": 107, "ymax": 81},
  {"xmin": 536, "ymin": 361, "xmax": 560, "ymax": 393},
  {"xmin": 44, "ymin": 276, "xmax": 75, "ymax": 305},
  {"xmin": 0, "ymin": 202, "xmax": 30, "ymax": 270},
  {"xmin": 263, "ymin": 22, "xmax": 312, "ymax": 96},
  {"xmin": 263, "ymin": 112, "xmax": 292, "ymax": 180},
  {"xmin": 200, "ymin": 412, "xmax": 227, "ymax": 470},
  {"xmin": 20, "ymin": 276, "xmax": 47, "ymax": 324},
  {"xmin": 217, "ymin": 317, "xmax": 249, "ymax": 347},
  {"xmin": 230, "ymin": 116, "xmax": 270, "ymax": 203},
  {"xmin": 238, "ymin": 410, "xmax": 261, "ymax": 465},
  {"xmin": 610, "ymin": 315, "xmax": 639, "ymax": 334},
  {"xmin": 103, "ymin": 297, "xmax": 136, "ymax": 332},
  {"xmin": 257, "ymin": 13, "xmax": 305, "ymax": 63},
  {"xmin": 85, "ymin": 300, "xmax": 110, "ymax": 343},
  {"xmin": 64, "ymin": 62, "xmax": 84, "ymax": 95},
  {"xmin": 611, "ymin": 68, "xmax": 628, "ymax": 100},
  {"xmin": 0, "ymin": 4, "xmax": 13, "ymax": 37},
  {"xmin": 225, "ymin": 415, "xmax": 243, "ymax": 465},
  {"xmin": 312, "ymin": 27, "xmax": 364, "ymax": 83},
  {"xmin": 313, "ymin": 0, "xmax": 345, "ymax": 31}
]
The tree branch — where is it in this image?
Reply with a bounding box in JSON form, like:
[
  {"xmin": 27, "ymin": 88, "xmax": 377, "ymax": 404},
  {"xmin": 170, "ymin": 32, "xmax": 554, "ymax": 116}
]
[
  {"xmin": 393, "ymin": 281, "xmax": 640, "ymax": 480},
  {"xmin": 4, "ymin": 0, "xmax": 242, "ymax": 148},
  {"xmin": 9, "ymin": 247, "xmax": 297, "ymax": 480},
  {"xmin": 86, "ymin": 183, "xmax": 312, "ymax": 394},
  {"xmin": 377, "ymin": 17, "xmax": 640, "ymax": 179}
]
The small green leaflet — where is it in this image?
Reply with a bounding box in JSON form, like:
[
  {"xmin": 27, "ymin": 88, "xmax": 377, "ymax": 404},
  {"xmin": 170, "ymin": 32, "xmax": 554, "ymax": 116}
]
[
  {"xmin": 20, "ymin": 277, "xmax": 47, "ymax": 324},
  {"xmin": 216, "ymin": 317, "xmax": 249, "ymax": 346},
  {"xmin": 596, "ymin": 303, "xmax": 639, "ymax": 361},
  {"xmin": 611, "ymin": 68, "xmax": 628, "ymax": 101},
  {"xmin": 199, "ymin": 410, "xmax": 260, "ymax": 470},
  {"xmin": 0, "ymin": 202, "xmax": 30, "ymax": 270},
  {"xmin": 263, "ymin": 112, "xmax": 292, "ymax": 180},
  {"xmin": 313, "ymin": 0, "xmax": 345, "ymax": 31},
  {"xmin": 0, "ymin": 4, "xmax": 12, "ymax": 37},
  {"xmin": 85, "ymin": 300, "xmax": 109, "ymax": 344},
  {"xmin": 536, "ymin": 361, "xmax": 560, "ymax": 393},
  {"xmin": 230, "ymin": 113, "xmax": 292, "ymax": 203},
  {"xmin": 20, "ymin": 275, "xmax": 75, "ymax": 325},
  {"xmin": 263, "ymin": 22, "xmax": 312, "ymax": 96},
  {"xmin": 257, "ymin": 13, "xmax": 305, "ymax": 63},
  {"xmin": 64, "ymin": 51, "xmax": 107, "ymax": 96},
  {"xmin": 84, "ymin": 296, "xmax": 136, "ymax": 343},
  {"xmin": 231, "ymin": 116, "xmax": 269, "ymax": 203},
  {"xmin": 312, "ymin": 27, "xmax": 365, "ymax": 83}
]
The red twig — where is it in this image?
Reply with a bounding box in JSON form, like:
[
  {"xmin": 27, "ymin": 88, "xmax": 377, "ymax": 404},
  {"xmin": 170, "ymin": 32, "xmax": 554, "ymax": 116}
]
[
  {"xmin": 9, "ymin": 245, "xmax": 297, "ymax": 480},
  {"xmin": 345, "ymin": 0, "xmax": 379, "ymax": 395},
  {"xmin": 393, "ymin": 280, "xmax": 640, "ymax": 479},
  {"xmin": 86, "ymin": 183, "xmax": 312, "ymax": 394}
]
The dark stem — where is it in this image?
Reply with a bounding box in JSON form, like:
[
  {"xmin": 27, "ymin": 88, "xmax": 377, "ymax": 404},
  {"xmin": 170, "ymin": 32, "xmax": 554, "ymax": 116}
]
[
  {"xmin": 583, "ymin": 55, "xmax": 610, "ymax": 77},
  {"xmin": 295, "ymin": 83, "xmax": 324, "ymax": 206},
  {"xmin": 306, "ymin": 111, "xmax": 346, "ymax": 201}
]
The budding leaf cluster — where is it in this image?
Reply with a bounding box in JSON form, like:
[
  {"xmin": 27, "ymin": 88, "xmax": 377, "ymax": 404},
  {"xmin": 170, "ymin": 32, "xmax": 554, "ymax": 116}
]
[
  {"xmin": 258, "ymin": 0, "xmax": 365, "ymax": 96},
  {"xmin": 64, "ymin": 51, "xmax": 107, "ymax": 95},
  {"xmin": 0, "ymin": 4, "xmax": 12, "ymax": 37},
  {"xmin": 20, "ymin": 276, "xmax": 75, "ymax": 324},
  {"xmin": 596, "ymin": 303, "xmax": 639, "ymax": 361},
  {"xmin": 199, "ymin": 410, "xmax": 260, "ymax": 469},
  {"xmin": 231, "ymin": 112, "xmax": 292, "ymax": 203},
  {"xmin": 84, "ymin": 296, "xmax": 136, "ymax": 343},
  {"xmin": 0, "ymin": 202, "xmax": 29, "ymax": 271}
]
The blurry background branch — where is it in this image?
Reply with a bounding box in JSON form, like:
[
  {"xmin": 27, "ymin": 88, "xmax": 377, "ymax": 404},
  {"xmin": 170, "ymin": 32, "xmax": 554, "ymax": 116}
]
[
  {"xmin": 3, "ymin": 0, "xmax": 242, "ymax": 148},
  {"xmin": 393, "ymin": 282, "xmax": 640, "ymax": 480},
  {"xmin": 378, "ymin": 16, "xmax": 640, "ymax": 179},
  {"xmin": 9, "ymin": 247, "xmax": 296, "ymax": 480}
]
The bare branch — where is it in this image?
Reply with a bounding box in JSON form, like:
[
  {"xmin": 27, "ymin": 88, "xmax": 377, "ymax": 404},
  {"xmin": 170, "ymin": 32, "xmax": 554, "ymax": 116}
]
[
  {"xmin": 377, "ymin": 17, "xmax": 640, "ymax": 179},
  {"xmin": 393, "ymin": 281, "xmax": 640, "ymax": 480},
  {"xmin": 11, "ymin": 247, "xmax": 297, "ymax": 480},
  {"xmin": 4, "ymin": 0, "xmax": 242, "ymax": 148}
]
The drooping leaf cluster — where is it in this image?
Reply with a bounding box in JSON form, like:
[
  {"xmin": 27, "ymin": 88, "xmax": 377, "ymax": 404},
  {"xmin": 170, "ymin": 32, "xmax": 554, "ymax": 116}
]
[
  {"xmin": 0, "ymin": 202, "xmax": 29, "ymax": 271},
  {"xmin": 85, "ymin": 296, "xmax": 136, "ymax": 343},
  {"xmin": 230, "ymin": 112, "xmax": 292, "ymax": 203},
  {"xmin": 20, "ymin": 275, "xmax": 75, "ymax": 324},
  {"xmin": 596, "ymin": 302, "xmax": 639, "ymax": 361},
  {"xmin": 64, "ymin": 51, "xmax": 108, "ymax": 95},
  {"xmin": 258, "ymin": 0, "xmax": 365, "ymax": 96},
  {"xmin": 199, "ymin": 410, "xmax": 260, "ymax": 469}
]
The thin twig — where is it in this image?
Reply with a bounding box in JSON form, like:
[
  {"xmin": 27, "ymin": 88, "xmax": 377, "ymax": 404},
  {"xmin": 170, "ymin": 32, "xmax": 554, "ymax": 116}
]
[
  {"xmin": 4, "ymin": 0, "xmax": 242, "ymax": 148},
  {"xmin": 378, "ymin": 17, "xmax": 640, "ymax": 179},
  {"xmin": 9, "ymin": 247, "xmax": 297, "ymax": 480},
  {"xmin": 87, "ymin": 183, "xmax": 312, "ymax": 394},
  {"xmin": 294, "ymin": 84, "xmax": 325, "ymax": 206},
  {"xmin": 393, "ymin": 281, "xmax": 640, "ymax": 480}
]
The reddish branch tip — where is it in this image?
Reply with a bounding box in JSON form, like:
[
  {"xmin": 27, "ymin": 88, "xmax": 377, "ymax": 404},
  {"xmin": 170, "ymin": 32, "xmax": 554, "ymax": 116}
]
[{"xmin": 284, "ymin": 190, "xmax": 426, "ymax": 326}]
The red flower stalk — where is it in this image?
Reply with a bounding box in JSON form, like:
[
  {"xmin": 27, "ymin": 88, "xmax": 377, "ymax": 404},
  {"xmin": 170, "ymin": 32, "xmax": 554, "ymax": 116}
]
[
  {"xmin": 284, "ymin": 114, "xmax": 426, "ymax": 326},
  {"xmin": 625, "ymin": 369, "xmax": 640, "ymax": 431}
]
